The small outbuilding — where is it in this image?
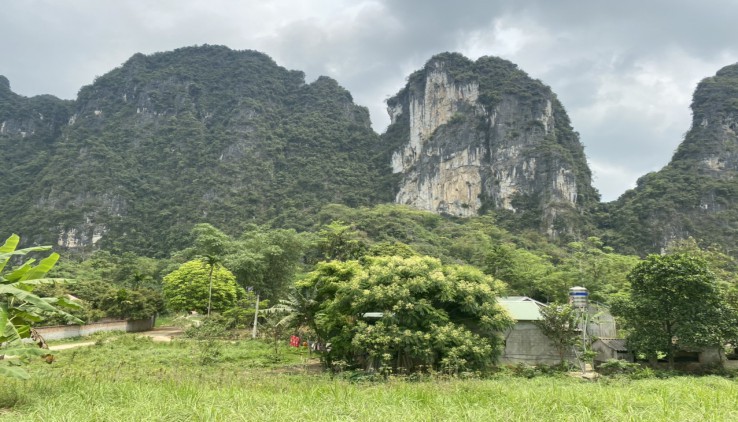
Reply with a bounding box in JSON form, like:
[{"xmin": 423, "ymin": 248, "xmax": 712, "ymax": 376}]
[{"xmin": 592, "ymin": 338, "xmax": 633, "ymax": 365}]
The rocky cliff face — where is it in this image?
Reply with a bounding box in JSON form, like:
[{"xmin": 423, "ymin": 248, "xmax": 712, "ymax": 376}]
[
  {"xmin": 604, "ymin": 63, "xmax": 738, "ymax": 255},
  {"xmin": 384, "ymin": 53, "xmax": 598, "ymax": 235}
]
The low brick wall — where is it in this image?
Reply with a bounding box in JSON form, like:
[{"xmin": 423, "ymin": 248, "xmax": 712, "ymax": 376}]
[{"xmin": 34, "ymin": 316, "xmax": 155, "ymax": 341}]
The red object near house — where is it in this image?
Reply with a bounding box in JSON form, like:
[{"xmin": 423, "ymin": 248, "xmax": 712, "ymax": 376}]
[{"xmin": 289, "ymin": 335, "xmax": 300, "ymax": 347}]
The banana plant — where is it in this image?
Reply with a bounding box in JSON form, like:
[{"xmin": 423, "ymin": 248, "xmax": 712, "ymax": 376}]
[{"xmin": 1, "ymin": 234, "xmax": 82, "ymax": 379}]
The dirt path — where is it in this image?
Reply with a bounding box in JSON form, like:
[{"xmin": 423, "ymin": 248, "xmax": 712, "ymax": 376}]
[
  {"xmin": 48, "ymin": 326, "xmax": 184, "ymax": 351},
  {"xmin": 49, "ymin": 341, "xmax": 97, "ymax": 351},
  {"xmin": 145, "ymin": 326, "xmax": 184, "ymax": 342}
]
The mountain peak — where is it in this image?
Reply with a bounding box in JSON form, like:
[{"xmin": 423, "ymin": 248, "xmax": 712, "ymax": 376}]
[
  {"xmin": 384, "ymin": 52, "xmax": 597, "ymax": 239},
  {"xmin": 0, "ymin": 75, "xmax": 10, "ymax": 92}
]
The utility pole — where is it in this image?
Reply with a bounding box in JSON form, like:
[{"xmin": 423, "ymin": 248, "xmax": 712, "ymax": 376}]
[{"xmin": 251, "ymin": 293, "xmax": 260, "ymax": 339}]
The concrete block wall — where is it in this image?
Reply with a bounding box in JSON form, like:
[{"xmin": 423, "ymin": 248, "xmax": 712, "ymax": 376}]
[
  {"xmin": 500, "ymin": 321, "xmax": 573, "ymax": 365},
  {"xmin": 33, "ymin": 317, "xmax": 155, "ymax": 342}
]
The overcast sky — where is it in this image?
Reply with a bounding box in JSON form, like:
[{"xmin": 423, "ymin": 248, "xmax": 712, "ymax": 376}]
[{"xmin": 2, "ymin": 0, "xmax": 737, "ymax": 200}]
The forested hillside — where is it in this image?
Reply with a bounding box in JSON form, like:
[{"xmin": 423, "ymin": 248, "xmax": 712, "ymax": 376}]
[
  {"xmin": 602, "ymin": 63, "xmax": 738, "ymax": 255},
  {"xmin": 0, "ymin": 46, "xmax": 392, "ymax": 256}
]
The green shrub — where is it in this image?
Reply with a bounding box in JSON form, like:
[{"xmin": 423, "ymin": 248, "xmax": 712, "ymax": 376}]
[
  {"xmin": 184, "ymin": 315, "xmax": 234, "ymax": 340},
  {"xmin": 598, "ymin": 359, "xmax": 656, "ymax": 379}
]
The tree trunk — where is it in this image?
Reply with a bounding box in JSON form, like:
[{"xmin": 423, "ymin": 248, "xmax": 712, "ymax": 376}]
[{"xmin": 207, "ymin": 265, "xmax": 214, "ymax": 316}]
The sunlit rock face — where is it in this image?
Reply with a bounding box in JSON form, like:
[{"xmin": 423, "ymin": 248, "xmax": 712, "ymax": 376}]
[{"xmin": 385, "ymin": 53, "xmax": 597, "ymax": 235}]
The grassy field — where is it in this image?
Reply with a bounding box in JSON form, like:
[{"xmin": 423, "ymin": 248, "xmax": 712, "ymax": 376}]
[{"xmin": 2, "ymin": 335, "xmax": 738, "ymax": 421}]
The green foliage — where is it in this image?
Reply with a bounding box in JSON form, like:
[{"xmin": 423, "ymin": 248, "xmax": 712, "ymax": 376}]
[
  {"xmin": 597, "ymin": 359, "xmax": 649, "ymax": 377},
  {"xmin": 604, "ymin": 64, "xmax": 738, "ymax": 257},
  {"xmin": 314, "ymin": 205, "xmax": 638, "ymax": 304},
  {"xmin": 162, "ymin": 260, "xmax": 240, "ymax": 313},
  {"xmin": 301, "ymin": 255, "xmax": 513, "ymax": 374},
  {"xmin": 263, "ymin": 285, "xmax": 319, "ymax": 335},
  {"xmin": 315, "ymin": 220, "xmax": 368, "ymax": 261},
  {"xmin": 98, "ymin": 288, "xmax": 164, "ymax": 320},
  {"xmin": 613, "ymin": 253, "xmax": 738, "ymax": 368},
  {"xmin": 180, "ymin": 223, "xmax": 310, "ymax": 300},
  {"xmin": 506, "ymin": 362, "xmax": 568, "ymax": 378},
  {"xmin": 0, "ymin": 234, "xmax": 82, "ymax": 379},
  {"xmin": 49, "ymin": 250, "xmax": 168, "ymax": 290},
  {"xmin": 184, "ymin": 316, "xmax": 231, "ymax": 340},
  {"xmin": 540, "ymin": 237, "xmax": 640, "ymax": 303},
  {"xmin": 534, "ymin": 304, "xmax": 580, "ymax": 365},
  {"xmin": 36, "ymin": 278, "xmax": 163, "ymax": 323},
  {"xmin": 221, "ymin": 291, "xmax": 268, "ymax": 330},
  {"xmin": 1, "ymin": 46, "xmax": 391, "ymax": 255}
]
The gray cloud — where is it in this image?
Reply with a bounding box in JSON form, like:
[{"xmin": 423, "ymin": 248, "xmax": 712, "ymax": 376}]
[{"xmin": 1, "ymin": 0, "xmax": 736, "ymax": 201}]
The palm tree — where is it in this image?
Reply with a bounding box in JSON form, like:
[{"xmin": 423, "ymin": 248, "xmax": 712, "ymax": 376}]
[
  {"xmin": 263, "ymin": 285, "xmax": 320, "ymax": 338},
  {"xmin": 200, "ymin": 254, "xmax": 220, "ymax": 316}
]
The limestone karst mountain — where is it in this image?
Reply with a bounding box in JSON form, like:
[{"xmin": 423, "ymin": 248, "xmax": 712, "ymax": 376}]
[
  {"xmin": 603, "ymin": 63, "xmax": 738, "ymax": 255},
  {"xmin": 5, "ymin": 45, "xmax": 736, "ymax": 258},
  {"xmin": 382, "ymin": 53, "xmax": 599, "ymax": 237},
  {"xmin": 0, "ymin": 46, "xmax": 389, "ymax": 255}
]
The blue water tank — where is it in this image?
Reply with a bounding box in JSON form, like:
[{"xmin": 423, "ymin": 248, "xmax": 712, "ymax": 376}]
[{"xmin": 569, "ymin": 286, "xmax": 588, "ymax": 308}]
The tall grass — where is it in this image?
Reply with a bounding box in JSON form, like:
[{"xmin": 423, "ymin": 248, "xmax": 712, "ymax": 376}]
[{"xmin": 2, "ymin": 335, "xmax": 738, "ymax": 421}]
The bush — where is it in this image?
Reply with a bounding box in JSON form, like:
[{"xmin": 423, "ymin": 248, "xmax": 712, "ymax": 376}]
[
  {"xmin": 598, "ymin": 359, "xmax": 641, "ymax": 376},
  {"xmin": 184, "ymin": 315, "xmax": 237, "ymax": 340},
  {"xmin": 598, "ymin": 359, "xmax": 655, "ymax": 379},
  {"xmin": 506, "ymin": 363, "xmax": 568, "ymax": 378},
  {"xmin": 302, "ymin": 256, "xmax": 513, "ymax": 374}
]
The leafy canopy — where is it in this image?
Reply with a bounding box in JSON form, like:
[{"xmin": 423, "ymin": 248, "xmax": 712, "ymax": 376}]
[
  {"xmin": 162, "ymin": 259, "xmax": 240, "ymax": 313},
  {"xmin": 613, "ymin": 253, "xmax": 738, "ymax": 368},
  {"xmin": 300, "ymin": 255, "xmax": 513, "ymax": 374},
  {"xmin": 1, "ymin": 234, "xmax": 82, "ymax": 379}
]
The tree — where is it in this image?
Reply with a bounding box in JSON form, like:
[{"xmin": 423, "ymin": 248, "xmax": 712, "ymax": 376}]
[
  {"xmin": 1, "ymin": 234, "xmax": 82, "ymax": 379},
  {"xmin": 180, "ymin": 223, "xmax": 233, "ymax": 315},
  {"xmin": 177, "ymin": 223, "xmax": 309, "ymax": 301},
  {"xmin": 226, "ymin": 225, "xmax": 309, "ymax": 300},
  {"xmin": 263, "ymin": 285, "xmax": 319, "ymax": 333},
  {"xmin": 300, "ymin": 255, "xmax": 513, "ymax": 374},
  {"xmin": 99, "ymin": 288, "xmax": 164, "ymax": 320},
  {"xmin": 614, "ymin": 253, "xmax": 738, "ymax": 369},
  {"xmin": 484, "ymin": 243, "xmax": 553, "ymax": 299},
  {"xmin": 316, "ymin": 220, "xmax": 367, "ymax": 261},
  {"xmin": 544, "ymin": 237, "xmax": 639, "ymax": 304},
  {"xmin": 162, "ymin": 260, "xmax": 240, "ymax": 314},
  {"xmin": 534, "ymin": 304, "xmax": 579, "ymax": 366}
]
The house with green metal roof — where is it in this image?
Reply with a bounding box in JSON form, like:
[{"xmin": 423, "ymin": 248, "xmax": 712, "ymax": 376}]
[{"xmin": 497, "ymin": 297, "xmax": 573, "ymax": 365}]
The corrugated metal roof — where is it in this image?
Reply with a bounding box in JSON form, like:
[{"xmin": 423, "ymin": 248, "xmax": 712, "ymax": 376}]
[
  {"xmin": 597, "ymin": 338, "xmax": 628, "ymax": 352},
  {"xmin": 497, "ymin": 298, "xmax": 543, "ymax": 321}
]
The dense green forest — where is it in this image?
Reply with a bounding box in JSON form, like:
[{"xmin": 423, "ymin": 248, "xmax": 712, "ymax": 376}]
[
  {"xmin": 42, "ymin": 203, "xmax": 642, "ymax": 316},
  {"xmin": 13, "ymin": 202, "xmax": 733, "ymax": 375},
  {"xmin": 0, "ymin": 46, "xmax": 393, "ymax": 256}
]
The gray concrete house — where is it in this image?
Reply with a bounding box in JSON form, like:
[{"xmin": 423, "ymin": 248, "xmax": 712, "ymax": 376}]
[
  {"xmin": 497, "ymin": 297, "xmax": 570, "ymax": 365},
  {"xmin": 497, "ymin": 296, "xmax": 618, "ymax": 365}
]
